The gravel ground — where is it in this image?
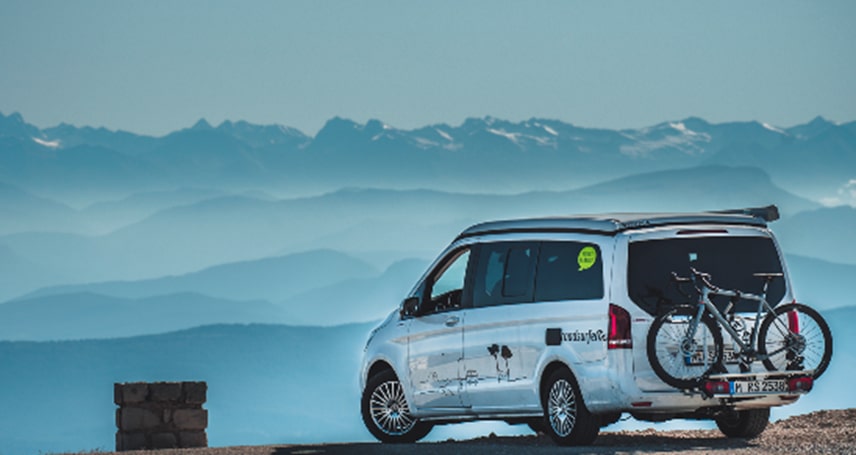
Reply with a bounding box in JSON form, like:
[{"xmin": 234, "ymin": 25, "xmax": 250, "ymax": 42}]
[{"xmin": 64, "ymin": 408, "xmax": 856, "ymax": 455}]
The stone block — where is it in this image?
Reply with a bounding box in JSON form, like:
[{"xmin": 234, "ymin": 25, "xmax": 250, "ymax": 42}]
[
  {"xmin": 173, "ymin": 409, "xmax": 208, "ymax": 430},
  {"xmin": 150, "ymin": 382, "xmax": 182, "ymax": 402},
  {"xmin": 117, "ymin": 431, "xmax": 147, "ymax": 451},
  {"xmin": 179, "ymin": 431, "xmax": 208, "ymax": 448},
  {"xmin": 121, "ymin": 406, "xmax": 162, "ymax": 431},
  {"xmin": 183, "ymin": 381, "xmax": 207, "ymax": 404},
  {"xmin": 120, "ymin": 382, "xmax": 149, "ymax": 404},
  {"xmin": 151, "ymin": 432, "xmax": 178, "ymax": 449},
  {"xmin": 115, "ymin": 381, "xmax": 207, "ymax": 451}
]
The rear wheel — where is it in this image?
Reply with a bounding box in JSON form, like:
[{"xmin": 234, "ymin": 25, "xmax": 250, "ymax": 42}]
[
  {"xmin": 540, "ymin": 367, "xmax": 599, "ymax": 446},
  {"xmin": 526, "ymin": 418, "xmax": 545, "ymax": 434},
  {"xmin": 647, "ymin": 306, "xmax": 724, "ymax": 389},
  {"xmin": 758, "ymin": 303, "xmax": 832, "ymax": 379},
  {"xmin": 361, "ymin": 369, "xmax": 432, "ymax": 443},
  {"xmin": 598, "ymin": 412, "xmax": 622, "ymax": 428},
  {"xmin": 715, "ymin": 408, "xmax": 769, "ymax": 438}
]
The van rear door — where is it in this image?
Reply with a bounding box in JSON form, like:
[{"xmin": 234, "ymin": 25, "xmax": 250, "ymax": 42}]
[{"xmin": 623, "ymin": 226, "xmax": 790, "ymax": 391}]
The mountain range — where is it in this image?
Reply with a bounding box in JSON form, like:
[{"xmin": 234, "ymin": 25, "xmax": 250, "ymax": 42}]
[{"xmin": 2, "ymin": 111, "xmax": 854, "ymax": 201}]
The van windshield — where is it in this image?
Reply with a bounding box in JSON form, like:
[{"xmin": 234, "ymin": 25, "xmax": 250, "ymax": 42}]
[{"xmin": 627, "ymin": 236, "xmax": 786, "ymax": 315}]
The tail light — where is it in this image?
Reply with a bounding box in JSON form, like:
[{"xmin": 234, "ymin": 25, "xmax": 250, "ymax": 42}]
[
  {"xmin": 608, "ymin": 304, "xmax": 632, "ymax": 349},
  {"xmin": 788, "ymin": 310, "xmax": 800, "ymax": 334},
  {"xmin": 704, "ymin": 380, "xmax": 730, "ymax": 395},
  {"xmin": 788, "ymin": 376, "xmax": 813, "ymax": 392}
]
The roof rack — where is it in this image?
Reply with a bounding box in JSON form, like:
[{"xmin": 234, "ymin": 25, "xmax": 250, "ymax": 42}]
[{"xmin": 456, "ymin": 205, "xmax": 778, "ymax": 240}]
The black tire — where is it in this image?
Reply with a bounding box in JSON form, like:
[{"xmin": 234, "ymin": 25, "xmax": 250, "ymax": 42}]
[
  {"xmin": 526, "ymin": 418, "xmax": 545, "ymax": 434},
  {"xmin": 647, "ymin": 306, "xmax": 724, "ymax": 389},
  {"xmin": 758, "ymin": 303, "xmax": 832, "ymax": 379},
  {"xmin": 598, "ymin": 412, "xmax": 622, "ymax": 428},
  {"xmin": 540, "ymin": 367, "xmax": 599, "ymax": 446},
  {"xmin": 715, "ymin": 408, "xmax": 770, "ymax": 438},
  {"xmin": 361, "ymin": 369, "xmax": 432, "ymax": 443}
]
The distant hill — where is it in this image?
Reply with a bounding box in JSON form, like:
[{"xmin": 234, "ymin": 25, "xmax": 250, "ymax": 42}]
[
  {"xmin": 776, "ymin": 206, "xmax": 856, "ymax": 265},
  {"xmin": 81, "ymin": 187, "xmax": 226, "ymax": 233},
  {"xmin": 0, "ymin": 244, "xmax": 67, "ymax": 303},
  {"xmin": 2, "ymin": 255, "xmax": 420, "ymax": 340},
  {"xmin": 15, "ymin": 249, "xmax": 378, "ymax": 303},
  {"xmin": 0, "ymin": 181, "xmax": 88, "ymax": 235},
  {"xmin": 280, "ymin": 258, "xmax": 430, "ymax": 325},
  {"xmin": 0, "ymin": 292, "xmax": 283, "ymax": 341},
  {"xmin": 566, "ymin": 165, "xmax": 817, "ymax": 215},
  {"xmin": 786, "ymin": 254, "xmax": 856, "ymax": 310},
  {"xmin": 0, "ymin": 166, "xmax": 819, "ymax": 288}
]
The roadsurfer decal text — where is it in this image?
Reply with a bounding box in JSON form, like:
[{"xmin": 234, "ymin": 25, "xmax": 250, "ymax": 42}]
[{"xmin": 562, "ymin": 329, "xmax": 607, "ymax": 344}]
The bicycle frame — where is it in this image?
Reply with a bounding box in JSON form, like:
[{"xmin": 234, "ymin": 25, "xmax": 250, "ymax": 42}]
[{"xmin": 684, "ymin": 271, "xmax": 781, "ymax": 363}]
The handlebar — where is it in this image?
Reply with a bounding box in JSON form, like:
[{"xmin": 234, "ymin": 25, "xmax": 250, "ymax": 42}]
[
  {"xmin": 671, "ymin": 268, "xmax": 719, "ymax": 292},
  {"xmin": 671, "ymin": 268, "xmax": 780, "ymax": 300},
  {"xmin": 669, "ymin": 272, "xmax": 690, "ymax": 283}
]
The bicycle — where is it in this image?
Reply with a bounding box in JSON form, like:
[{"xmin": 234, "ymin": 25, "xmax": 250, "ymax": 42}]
[{"xmin": 647, "ymin": 267, "xmax": 833, "ymax": 390}]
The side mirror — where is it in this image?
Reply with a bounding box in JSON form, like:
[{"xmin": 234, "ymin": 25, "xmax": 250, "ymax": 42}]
[{"xmin": 401, "ymin": 297, "xmax": 420, "ymax": 318}]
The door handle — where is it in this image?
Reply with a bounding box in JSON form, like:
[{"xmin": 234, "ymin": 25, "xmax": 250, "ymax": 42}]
[{"xmin": 445, "ymin": 316, "xmax": 460, "ymax": 327}]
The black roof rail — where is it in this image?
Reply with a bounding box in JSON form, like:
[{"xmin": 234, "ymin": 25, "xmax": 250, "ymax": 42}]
[
  {"xmin": 710, "ymin": 205, "xmax": 779, "ymax": 222},
  {"xmin": 455, "ymin": 208, "xmax": 776, "ymax": 240}
]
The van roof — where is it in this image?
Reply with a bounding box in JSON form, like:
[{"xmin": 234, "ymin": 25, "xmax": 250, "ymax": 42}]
[{"xmin": 456, "ymin": 206, "xmax": 777, "ymax": 239}]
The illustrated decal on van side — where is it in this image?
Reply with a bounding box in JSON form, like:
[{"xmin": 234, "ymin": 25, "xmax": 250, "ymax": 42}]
[{"xmin": 487, "ymin": 344, "xmax": 513, "ymax": 381}]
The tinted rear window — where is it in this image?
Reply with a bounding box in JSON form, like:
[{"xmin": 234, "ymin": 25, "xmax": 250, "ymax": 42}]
[
  {"xmin": 534, "ymin": 242, "xmax": 604, "ymax": 302},
  {"xmin": 628, "ymin": 236, "xmax": 785, "ymax": 315}
]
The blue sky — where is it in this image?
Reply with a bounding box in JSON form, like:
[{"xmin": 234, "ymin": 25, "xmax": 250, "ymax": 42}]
[{"xmin": 1, "ymin": 0, "xmax": 854, "ymax": 136}]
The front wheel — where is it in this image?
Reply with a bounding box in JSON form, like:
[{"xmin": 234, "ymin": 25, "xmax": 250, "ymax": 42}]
[
  {"xmin": 758, "ymin": 303, "xmax": 832, "ymax": 379},
  {"xmin": 361, "ymin": 370, "xmax": 432, "ymax": 443},
  {"xmin": 647, "ymin": 306, "xmax": 724, "ymax": 389},
  {"xmin": 540, "ymin": 367, "xmax": 599, "ymax": 446}
]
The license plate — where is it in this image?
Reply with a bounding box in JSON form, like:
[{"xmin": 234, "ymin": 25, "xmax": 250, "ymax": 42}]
[
  {"xmin": 722, "ymin": 346, "xmax": 740, "ymax": 364},
  {"xmin": 686, "ymin": 348, "xmax": 711, "ymax": 365},
  {"xmin": 686, "ymin": 346, "xmax": 739, "ymax": 366},
  {"xmin": 731, "ymin": 379, "xmax": 788, "ymax": 394}
]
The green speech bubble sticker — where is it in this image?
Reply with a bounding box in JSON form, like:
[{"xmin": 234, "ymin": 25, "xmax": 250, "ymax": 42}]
[{"xmin": 577, "ymin": 246, "xmax": 597, "ymax": 271}]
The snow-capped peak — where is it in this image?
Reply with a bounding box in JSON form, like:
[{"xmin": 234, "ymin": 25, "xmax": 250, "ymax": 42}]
[
  {"xmin": 669, "ymin": 122, "xmax": 689, "ymax": 133},
  {"xmin": 32, "ymin": 137, "xmax": 60, "ymax": 148},
  {"xmin": 435, "ymin": 128, "xmax": 454, "ymax": 142},
  {"xmin": 761, "ymin": 122, "xmax": 787, "ymax": 135},
  {"xmin": 487, "ymin": 128, "xmax": 520, "ymax": 143}
]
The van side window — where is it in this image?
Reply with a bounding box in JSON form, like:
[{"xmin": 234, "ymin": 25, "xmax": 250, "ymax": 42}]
[
  {"xmin": 474, "ymin": 242, "xmax": 537, "ymax": 307},
  {"xmin": 425, "ymin": 249, "xmax": 471, "ymax": 313},
  {"xmin": 534, "ymin": 242, "xmax": 604, "ymax": 302}
]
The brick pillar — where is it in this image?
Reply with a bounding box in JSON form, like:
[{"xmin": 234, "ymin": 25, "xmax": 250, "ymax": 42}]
[{"xmin": 115, "ymin": 381, "xmax": 208, "ymax": 451}]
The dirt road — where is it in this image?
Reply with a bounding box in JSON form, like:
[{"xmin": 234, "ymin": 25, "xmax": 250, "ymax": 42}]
[{"xmin": 68, "ymin": 408, "xmax": 856, "ymax": 455}]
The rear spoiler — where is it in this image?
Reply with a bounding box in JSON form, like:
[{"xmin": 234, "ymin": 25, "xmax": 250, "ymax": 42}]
[{"xmin": 711, "ymin": 205, "xmax": 779, "ymax": 222}]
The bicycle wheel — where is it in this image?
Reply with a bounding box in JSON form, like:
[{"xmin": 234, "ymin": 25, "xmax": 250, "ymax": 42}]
[
  {"xmin": 758, "ymin": 303, "xmax": 832, "ymax": 379},
  {"xmin": 647, "ymin": 306, "xmax": 723, "ymax": 389}
]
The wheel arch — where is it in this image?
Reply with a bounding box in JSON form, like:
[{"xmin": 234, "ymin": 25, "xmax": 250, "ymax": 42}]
[
  {"xmin": 367, "ymin": 359, "xmax": 395, "ymax": 382},
  {"xmin": 539, "ymin": 360, "xmax": 584, "ymax": 404}
]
